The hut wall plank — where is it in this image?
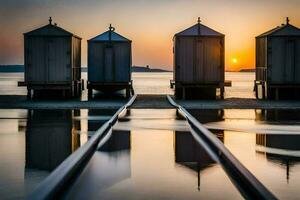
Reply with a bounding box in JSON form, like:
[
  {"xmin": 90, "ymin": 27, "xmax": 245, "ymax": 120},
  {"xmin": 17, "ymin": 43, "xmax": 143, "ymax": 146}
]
[
  {"xmin": 88, "ymin": 41, "xmax": 131, "ymax": 83},
  {"xmin": 175, "ymin": 36, "xmax": 224, "ymax": 83},
  {"xmin": 256, "ymin": 37, "xmax": 267, "ymax": 81},
  {"xmin": 47, "ymin": 37, "xmax": 71, "ymax": 82},
  {"xmin": 88, "ymin": 43, "xmax": 104, "ymax": 82},
  {"xmin": 203, "ymin": 38, "xmax": 223, "ymax": 82},
  {"xmin": 104, "ymin": 47, "xmax": 114, "ymax": 82},
  {"xmin": 27, "ymin": 37, "xmax": 47, "ymax": 82},
  {"xmin": 72, "ymin": 37, "xmax": 81, "ymax": 81},
  {"xmin": 175, "ymin": 37, "xmax": 194, "ymax": 82},
  {"xmin": 114, "ymin": 43, "xmax": 131, "ymax": 82},
  {"xmin": 295, "ymin": 38, "xmax": 300, "ymax": 83},
  {"xmin": 269, "ymin": 37, "xmax": 286, "ymax": 83}
]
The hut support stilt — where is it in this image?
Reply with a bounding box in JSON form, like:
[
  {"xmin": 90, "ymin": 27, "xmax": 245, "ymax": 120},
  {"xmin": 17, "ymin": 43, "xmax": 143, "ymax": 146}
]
[
  {"xmin": 262, "ymin": 82, "xmax": 266, "ymax": 99},
  {"xmin": 220, "ymin": 87, "xmax": 225, "ymax": 99}
]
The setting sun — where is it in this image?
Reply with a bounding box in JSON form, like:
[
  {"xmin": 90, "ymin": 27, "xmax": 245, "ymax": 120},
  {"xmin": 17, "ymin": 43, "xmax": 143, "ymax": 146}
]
[{"xmin": 232, "ymin": 58, "xmax": 238, "ymax": 64}]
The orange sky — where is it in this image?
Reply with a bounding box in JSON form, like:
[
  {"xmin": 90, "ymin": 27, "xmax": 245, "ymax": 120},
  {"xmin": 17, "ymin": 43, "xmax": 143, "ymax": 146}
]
[{"xmin": 0, "ymin": 0, "xmax": 300, "ymax": 71}]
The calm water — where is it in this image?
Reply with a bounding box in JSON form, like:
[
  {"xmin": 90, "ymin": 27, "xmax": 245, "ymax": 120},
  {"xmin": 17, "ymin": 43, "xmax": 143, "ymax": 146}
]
[
  {"xmin": 62, "ymin": 109, "xmax": 242, "ymax": 200},
  {"xmin": 0, "ymin": 72, "xmax": 255, "ymax": 98},
  {"xmin": 1, "ymin": 72, "xmax": 300, "ymax": 199},
  {"xmin": 0, "ymin": 109, "xmax": 116, "ymax": 199},
  {"xmin": 191, "ymin": 109, "xmax": 300, "ymax": 200}
]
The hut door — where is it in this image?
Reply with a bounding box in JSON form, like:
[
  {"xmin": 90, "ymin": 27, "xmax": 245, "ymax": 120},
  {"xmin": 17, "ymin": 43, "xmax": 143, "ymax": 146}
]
[
  {"xmin": 104, "ymin": 47, "xmax": 114, "ymax": 82},
  {"xmin": 195, "ymin": 40, "xmax": 204, "ymax": 82},
  {"xmin": 47, "ymin": 39, "xmax": 56, "ymax": 82},
  {"xmin": 285, "ymin": 40, "xmax": 295, "ymax": 82},
  {"xmin": 47, "ymin": 38, "xmax": 69, "ymax": 82}
]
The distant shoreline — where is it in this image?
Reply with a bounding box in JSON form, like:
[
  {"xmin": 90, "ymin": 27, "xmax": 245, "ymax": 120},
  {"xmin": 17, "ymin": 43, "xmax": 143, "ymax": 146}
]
[
  {"xmin": 0, "ymin": 65, "xmax": 254, "ymax": 73},
  {"xmin": 0, "ymin": 65, "xmax": 172, "ymax": 73}
]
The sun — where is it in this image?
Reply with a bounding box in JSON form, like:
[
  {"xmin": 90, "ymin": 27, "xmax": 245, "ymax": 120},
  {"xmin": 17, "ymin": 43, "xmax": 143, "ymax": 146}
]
[{"xmin": 232, "ymin": 58, "xmax": 238, "ymax": 64}]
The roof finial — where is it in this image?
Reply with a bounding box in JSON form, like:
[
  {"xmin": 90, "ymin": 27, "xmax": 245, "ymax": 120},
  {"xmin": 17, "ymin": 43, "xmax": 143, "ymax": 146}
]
[
  {"xmin": 198, "ymin": 17, "xmax": 201, "ymax": 24},
  {"xmin": 109, "ymin": 24, "xmax": 115, "ymax": 32},
  {"xmin": 49, "ymin": 17, "xmax": 52, "ymax": 25},
  {"xmin": 286, "ymin": 17, "xmax": 290, "ymax": 25},
  {"xmin": 197, "ymin": 17, "xmax": 201, "ymax": 35}
]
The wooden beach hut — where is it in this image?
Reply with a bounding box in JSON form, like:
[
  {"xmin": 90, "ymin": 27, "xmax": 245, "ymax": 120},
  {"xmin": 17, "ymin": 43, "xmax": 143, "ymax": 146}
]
[
  {"xmin": 87, "ymin": 24, "xmax": 133, "ymax": 98},
  {"xmin": 255, "ymin": 18, "xmax": 300, "ymax": 100},
  {"xmin": 19, "ymin": 17, "xmax": 82, "ymax": 98},
  {"xmin": 172, "ymin": 18, "xmax": 226, "ymax": 99}
]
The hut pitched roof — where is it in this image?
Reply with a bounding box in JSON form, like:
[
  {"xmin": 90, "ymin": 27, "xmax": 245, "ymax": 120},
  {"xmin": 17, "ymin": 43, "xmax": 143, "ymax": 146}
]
[
  {"xmin": 257, "ymin": 22, "xmax": 300, "ymax": 38},
  {"xmin": 89, "ymin": 29, "xmax": 131, "ymax": 42},
  {"xmin": 175, "ymin": 22, "xmax": 224, "ymax": 37},
  {"xmin": 24, "ymin": 23, "xmax": 81, "ymax": 39}
]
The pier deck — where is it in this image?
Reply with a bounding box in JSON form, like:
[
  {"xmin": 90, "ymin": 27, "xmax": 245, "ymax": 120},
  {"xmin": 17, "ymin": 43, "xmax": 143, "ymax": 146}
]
[
  {"xmin": 0, "ymin": 95, "xmax": 126, "ymax": 109},
  {"xmin": 2, "ymin": 95, "xmax": 300, "ymax": 109}
]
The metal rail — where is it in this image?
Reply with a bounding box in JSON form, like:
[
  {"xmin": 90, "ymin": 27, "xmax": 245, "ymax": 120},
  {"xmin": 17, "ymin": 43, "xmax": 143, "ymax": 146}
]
[
  {"xmin": 27, "ymin": 95, "xmax": 137, "ymax": 200},
  {"xmin": 167, "ymin": 95, "xmax": 277, "ymax": 200}
]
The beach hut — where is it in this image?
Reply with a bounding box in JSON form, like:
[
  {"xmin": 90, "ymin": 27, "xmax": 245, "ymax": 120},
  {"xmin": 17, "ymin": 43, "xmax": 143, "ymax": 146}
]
[
  {"xmin": 87, "ymin": 24, "xmax": 133, "ymax": 97},
  {"xmin": 172, "ymin": 18, "xmax": 226, "ymax": 99},
  {"xmin": 255, "ymin": 18, "xmax": 300, "ymax": 100},
  {"xmin": 19, "ymin": 17, "xmax": 82, "ymax": 98}
]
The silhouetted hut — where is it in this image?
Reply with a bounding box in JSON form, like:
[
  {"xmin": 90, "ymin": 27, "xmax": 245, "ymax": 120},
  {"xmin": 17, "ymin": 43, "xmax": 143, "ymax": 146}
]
[
  {"xmin": 255, "ymin": 18, "xmax": 300, "ymax": 100},
  {"xmin": 19, "ymin": 17, "xmax": 82, "ymax": 98},
  {"xmin": 87, "ymin": 24, "xmax": 133, "ymax": 97},
  {"xmin": 172, "ymin": 18, "xmax": 226, "ymax": 99}
]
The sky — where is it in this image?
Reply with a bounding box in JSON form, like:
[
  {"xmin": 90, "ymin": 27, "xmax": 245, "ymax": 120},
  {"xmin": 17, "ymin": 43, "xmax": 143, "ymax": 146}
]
[{"xmin": 0, "ymin": 0, "xmax": 300, "ymax": 71}]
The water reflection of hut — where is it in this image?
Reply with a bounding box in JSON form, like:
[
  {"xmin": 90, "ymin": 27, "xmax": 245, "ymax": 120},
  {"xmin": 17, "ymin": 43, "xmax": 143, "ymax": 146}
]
[
  {"xmin": 187, "ymin": 109, "xmax": 225, "ymax": 142},
  {"xmin": 255, "ymin": 109, "xmax": 300, "ymax": 122},
  {"xmin": 255, "ymin": 18, "xmax": 300, "ymax": 100},
  {"xmin": 174, "ymin": 131, "xmax": 216, "ymax": 189},
  {"xmin": 19, "ymin": 17, "xmax": 82, "ymax": 99},
  {"xmin": 63, "ymin": 131, "xmax": 131, "ymax": 198},
  {"xmin": 187, "ymin": 109, "xmax": 224, "ymax": 123},
  {"xmin": 87, "ymin": 109, "xmax": 117, "ymax": 134},
  {"xmin": 99, "ymin": 130, "xmax": 131, "ymax": 152},
  {"xmin": 172, "ymin": 18, "xmax": 227, "ymax": 99},
  {"xmin": 25, "ymin": 110, "xmax": 78, "ymax": 171},
  {"xmin": 87, "ymin": 24, "xmax": 133, "ymax": 98},
  {"xmin": 256, "ymin": 134, "xmax": 300, "ymax": 181}
]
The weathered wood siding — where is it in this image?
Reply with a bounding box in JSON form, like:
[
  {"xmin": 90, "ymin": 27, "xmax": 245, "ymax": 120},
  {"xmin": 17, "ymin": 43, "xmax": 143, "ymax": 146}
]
[
  {"xmin": 72, "ymin": 37, "xmax": 81, "ymax": 81},
  {"xmin": 25, "ymin": 36, "xmax": 46, "ymax": 82},
  {"xmin": 88, "ymin": 42, "xmax": 131, "ymax": 83},
  {"xmin": 25, "ymin": 36, "xmax": 73, "ymax": 83},
  {"xmin": 255, "ymin": 37, "xmax": 267, "ymax": 81},
  {"xmin": 88, "ymin": 42, "xmax": 105, "ymax": 82},
  {"xmin": 268, "ymin": 37, "xmax": 300, "ymax": 84},
  {"xmin": 174, "ymin": 36, "xmax": 224, "ymax": 83}
]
